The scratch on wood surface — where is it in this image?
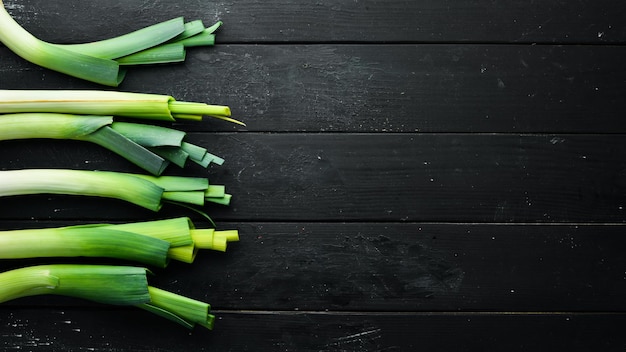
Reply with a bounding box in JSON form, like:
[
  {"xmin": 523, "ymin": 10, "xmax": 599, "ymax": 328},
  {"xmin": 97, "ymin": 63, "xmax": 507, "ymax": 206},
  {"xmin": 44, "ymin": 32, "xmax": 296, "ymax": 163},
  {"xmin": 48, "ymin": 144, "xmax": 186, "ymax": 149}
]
[{"xmin": 323, "ymin": 325, "xmax": 386, "ymax": 351}]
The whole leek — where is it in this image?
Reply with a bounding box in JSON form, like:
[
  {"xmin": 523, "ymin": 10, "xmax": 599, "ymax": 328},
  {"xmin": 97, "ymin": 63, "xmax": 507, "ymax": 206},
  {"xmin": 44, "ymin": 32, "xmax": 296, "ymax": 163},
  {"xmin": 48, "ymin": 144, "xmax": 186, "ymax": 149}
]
[
  {"xmin": 0, "ymin": 217, "xmax": 239, "ymax": 266},
  {"xmin": 0, "ymin": 169, "xmax": 231, "ymax": 211},
  {"xmin": 0, "ymin": 227, "xmax": 170, "ymax": 267},
  {"xmin": 0, "ymin": 0, "xmax": 122, "ymax": 86},
  {"xmin": 0, "ymin": 89, "xmax": 243, "ymax": 124},
  {"xmin": 0, "ymin": 0, "xmax": 223, "ymax": 86},
  {"xmin": 0, "ymin": 113, "xmax": 226, "ymax": 175},
  {"xmin": 0, "ymin": 264, "xmax": 215, "ymax": 329}
]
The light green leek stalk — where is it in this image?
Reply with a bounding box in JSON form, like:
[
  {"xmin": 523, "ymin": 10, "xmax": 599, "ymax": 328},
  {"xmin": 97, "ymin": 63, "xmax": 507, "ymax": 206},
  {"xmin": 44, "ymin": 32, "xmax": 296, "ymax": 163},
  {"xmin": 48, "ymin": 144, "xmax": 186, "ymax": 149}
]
[
  {"xmin": 140, "ymin": 286, "xmax": 214, "ymax": 329},
  {"xmin": 0, "ymin": 227, "xmax": 170, "ymax": 267},
  {"xmin": 0, "ymin": 89, "xmax": 243, "ymax": 125},
  {"xmin": 0, "ymin": 0, "xmax": 123, "ymax": 86},
  {"xmin": 116, "ymin": 43, "xmax": 186, "ymax": 66},
  {"xmin": 0, "ymin": 265, "xmax": 215, "ymax": 329},
  {"xmin": 0, "ymin": 217, "xmax": 239, "ymax": 265},
  {"xmin": 62, "ymin": 19, "xmax": 220, "ymax": 66},
  {"xmin": 0, "ymin": 169, "xmax": 231, "ymax": 211},
  {"xmin": 0, "ymin": 113, "xmax": 167, "ymax": 175},
  {"xmin": 131, "ymin": 174, "xmax": 232, "ymax": 206},
  {"xmin": 0, "ymin": 113, "xmax": 226, "ymax": 175},
  {"xmin": 102, "ymin": 217, "xmax": 240, "ymax": 262},
  {"xmin": 55, "ymin": 17, "xmax": 185, "ymax": 59},
  {"xmin": 0, "ymin": 169, "xmax": 164, "ymax": 211},
  {"xmin": 98, "ymin": 217, "xmax": 240, "ymax": 261},
  {"xmin": 116, "ymin": 20, "xmax": 218, "ymax": 65},
  {"xmin": 0, "ymin": 1, "xmax": 224, "ymax": 85},
  {"xmin": 0, "ymin": 265, "xmax": 150, "ymax": 305}
]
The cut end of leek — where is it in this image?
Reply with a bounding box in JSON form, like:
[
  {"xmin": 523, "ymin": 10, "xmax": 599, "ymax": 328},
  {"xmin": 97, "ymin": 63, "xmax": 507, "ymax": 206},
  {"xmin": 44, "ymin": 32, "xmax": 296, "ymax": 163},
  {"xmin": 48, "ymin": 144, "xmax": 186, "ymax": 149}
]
[
  {"xmin": 0, "ymin": 264, "xmax": 217, "ymax": 330},
  {"xmin": 191, "ymin": 229, "xmax": 239, "ymax": 252},
  {"xmin": 144, "ymin": 286, "xmax": 213, "ymax": 330},
  {"xmin": 206, "ymin": 193, "xmax": 232, "ymax": 206},
  {"xmin": 209, "ymin": 115, "xmax": 247, "ymax": 127},
  {"xmin": 169, "ymin": 101, "xmax": 245, "ymax": 125}
]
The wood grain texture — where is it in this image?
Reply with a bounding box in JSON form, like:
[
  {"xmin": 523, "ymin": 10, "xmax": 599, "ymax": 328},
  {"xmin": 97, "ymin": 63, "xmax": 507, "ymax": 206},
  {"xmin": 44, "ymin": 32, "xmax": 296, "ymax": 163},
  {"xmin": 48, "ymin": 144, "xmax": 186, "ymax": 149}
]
[
  {"xmin": 2, "ymin": 0, "xmax": 626, "ymax": 350},
  {"xmin": 3, "ymin": 0, "xmax": 626, "ymax": 43},
  {"xmin": 2, "ymin": 44, "xmax": 626, "ymax": 133},
  {"xmin": 1, "ymin": 308, "xmax": 625, "ymax": 351}
]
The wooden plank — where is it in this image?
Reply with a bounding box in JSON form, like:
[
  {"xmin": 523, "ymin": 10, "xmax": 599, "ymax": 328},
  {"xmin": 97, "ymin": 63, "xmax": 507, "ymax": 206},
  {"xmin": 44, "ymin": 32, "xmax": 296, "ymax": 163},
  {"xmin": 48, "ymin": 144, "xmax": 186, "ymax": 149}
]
[
  {"xmin": 1, "ymin": 308, "xmax": 625, "ymax": 351},
  {"xmin": 4, "ymin": 0, "xmax": 626, "ymax": 43},
  {"xmin": 0, "ymin": 222, "xmax": 624, "ymax": 312},
  {"xmin": 2, "ymin": 44, "xmax": 626, "ymax": 133},
  {"xmin": 1, "ymin": 133, "xmax": 626, "ymax": 222}
]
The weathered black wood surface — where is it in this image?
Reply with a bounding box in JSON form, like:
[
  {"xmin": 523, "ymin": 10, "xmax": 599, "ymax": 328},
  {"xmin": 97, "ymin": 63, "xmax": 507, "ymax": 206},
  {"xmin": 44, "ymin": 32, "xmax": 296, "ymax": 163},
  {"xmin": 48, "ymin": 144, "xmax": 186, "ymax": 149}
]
[{"xmin": 2, "ymin": 0, "xmax": 626, "ymax": 351}]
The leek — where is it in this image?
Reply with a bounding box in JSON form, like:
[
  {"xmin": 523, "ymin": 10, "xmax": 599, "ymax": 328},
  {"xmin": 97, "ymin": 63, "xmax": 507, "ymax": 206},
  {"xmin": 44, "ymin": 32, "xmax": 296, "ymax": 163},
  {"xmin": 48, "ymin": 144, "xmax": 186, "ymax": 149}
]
[
  {"xmin": 0, "ymin": 89, "xmax": 243, "ymax": 124},
  {"xmin": 0, "ymin": 264, "xmax": 215, "ymax": 329},
  {"xmin": 0, "ymin": 113, "xmax": 227, "ymax": 175},
  {"xmin": 0, "ymin": 227, "xmax": 170, "ymax": 267},
  {"xmin": 0, "ymin": 217, "xmax": 239, "ymax": 266},
  {"xmin": 0, "ymin": 265, "xmax": 150, "ymax": 305},
  {"xmin": 0, "ymin": 169, "xmax": 231, "ymax": 211},
  {"xmin": 0, "ymin": 0, "xmax": 122, "ymax": 86},
  {"xmin": 56, "ymin": 17, "xmax": 185, "ymax": 60},
  {"xmin": 0, "ymin": 1, "xmax": 224, "ymax": 85}
]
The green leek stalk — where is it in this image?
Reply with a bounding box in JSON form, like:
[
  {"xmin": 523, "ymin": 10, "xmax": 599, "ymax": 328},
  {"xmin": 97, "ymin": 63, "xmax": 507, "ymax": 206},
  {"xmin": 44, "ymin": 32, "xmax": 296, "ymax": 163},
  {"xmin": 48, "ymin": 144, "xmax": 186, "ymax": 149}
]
[
  {"xmin": 0, "ymin": 0, "xmax": 123, "ymax": 86},
  {"xmin": 0, "ymin": 113, "xmax": 226, "ymax": 175},
  {"xmin": 0, "ymin": 89, "xmax": 243, "ymax": 125},
  {"xmin": 55, "ymin": 17, "xmax": 185, "ymax": 60},
  {"xmin": 0, "ymin": 227, "xmax": 170, "ymax": 267},
  {"xmin": 0, "ymin": 0, "xmax": 224, "ymax": 85},
  {"xmin": 0, "ymin": 265, "xmax": 150, "ymax": 305},
  {"xmin": 116, "ymin": 20, "xmax": 222, "ymax": 65},
  {"xmin": 0, "ymin": 169, "xmax": 231, "ymax": 211},
  {"xmin": 0, "ymin": 264, "xmax": 215, "ymax": 329},
  {"xmin": 0, "ymin": 217, "xmax": 240, "ymax": 265}
]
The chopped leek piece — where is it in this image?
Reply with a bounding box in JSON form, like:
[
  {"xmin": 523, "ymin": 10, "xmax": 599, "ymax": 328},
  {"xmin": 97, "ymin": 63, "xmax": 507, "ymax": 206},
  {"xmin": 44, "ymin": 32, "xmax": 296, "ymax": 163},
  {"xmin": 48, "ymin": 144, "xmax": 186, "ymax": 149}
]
[
  {"xmin": 167, "ymin": 245, "xmax": 198, "ymax": 264},
  {"xmin": 207, "ymin": 193, "xmax": 232, "ymax": 206},
  {"xmin": 140, "ymin": 286, "xmax": 213, "ymax": 329},
  {"xmin": 191, "ymin": 229, "xmax": 240, "ymax": 252}
]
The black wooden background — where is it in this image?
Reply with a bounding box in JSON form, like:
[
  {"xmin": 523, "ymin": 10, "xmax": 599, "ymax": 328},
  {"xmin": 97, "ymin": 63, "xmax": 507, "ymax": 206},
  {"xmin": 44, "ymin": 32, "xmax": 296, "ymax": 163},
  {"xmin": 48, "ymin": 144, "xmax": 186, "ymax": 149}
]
[{"xmin": 2, "ymin": 1, "xmax": 626, "ymax": 351}]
